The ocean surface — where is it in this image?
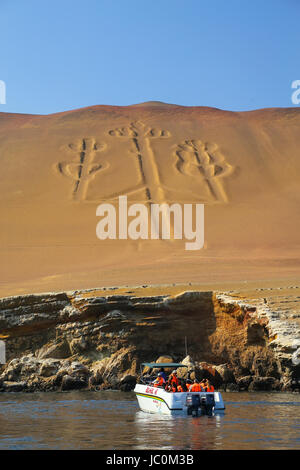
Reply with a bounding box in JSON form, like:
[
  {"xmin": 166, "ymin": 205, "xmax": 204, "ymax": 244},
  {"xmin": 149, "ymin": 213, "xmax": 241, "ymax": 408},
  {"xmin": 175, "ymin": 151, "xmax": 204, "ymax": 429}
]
[{"xmin": 0, "ymin": 390, "xmax": 299, "ymax": 450}]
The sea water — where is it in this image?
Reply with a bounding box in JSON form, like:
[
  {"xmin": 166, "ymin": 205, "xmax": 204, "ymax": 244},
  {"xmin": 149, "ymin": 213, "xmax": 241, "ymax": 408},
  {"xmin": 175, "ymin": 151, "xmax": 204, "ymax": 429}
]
[{"xmin": 0, "ymin": 390, "xmax": 299, "ymax": 450}]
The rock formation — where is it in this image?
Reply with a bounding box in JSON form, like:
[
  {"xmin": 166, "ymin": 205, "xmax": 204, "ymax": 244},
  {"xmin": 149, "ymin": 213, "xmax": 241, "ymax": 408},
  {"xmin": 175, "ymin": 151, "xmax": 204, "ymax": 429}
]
[{"xmin": 0, "ymin": 285, "xmax": 299, "ymax": 392}]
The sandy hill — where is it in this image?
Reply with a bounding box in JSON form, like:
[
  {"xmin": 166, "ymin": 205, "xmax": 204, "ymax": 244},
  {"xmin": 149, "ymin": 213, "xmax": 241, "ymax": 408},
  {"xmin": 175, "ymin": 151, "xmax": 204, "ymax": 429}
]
[{"xmin": 1, "ymin": 102, "xmax": 300, "ymax": 296}]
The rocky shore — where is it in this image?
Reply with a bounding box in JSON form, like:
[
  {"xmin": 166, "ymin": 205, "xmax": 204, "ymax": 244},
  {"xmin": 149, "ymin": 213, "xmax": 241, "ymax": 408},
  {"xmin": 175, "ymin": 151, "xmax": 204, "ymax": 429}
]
[{"xmin": 0, "ymin": 285, "xmax": 299, "ymax": 393}]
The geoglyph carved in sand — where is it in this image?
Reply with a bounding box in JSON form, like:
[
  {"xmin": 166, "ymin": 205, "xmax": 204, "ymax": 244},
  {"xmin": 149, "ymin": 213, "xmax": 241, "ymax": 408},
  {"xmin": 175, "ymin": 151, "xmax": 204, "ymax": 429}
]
[
  {"xmin": 175, "ymin": 140, "xmax": 234, "ymax": 203},
  {"xmin": 56, "ymin": 127, "xmax": 233, "ymax": 204},
  {"xmin": 108, "ymin": 121, "xmax": 171, "ymax": 203},
  {"xmin": 57, "ymin": 138, "xmax": 108, "ymax": 201}
]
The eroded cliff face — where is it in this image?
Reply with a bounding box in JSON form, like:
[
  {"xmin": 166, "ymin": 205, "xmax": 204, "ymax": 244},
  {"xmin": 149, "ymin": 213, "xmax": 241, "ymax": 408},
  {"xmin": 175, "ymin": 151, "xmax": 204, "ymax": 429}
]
[{"xmin": 0, "ymin": 286, "xmax": 299, "ymax": 392}]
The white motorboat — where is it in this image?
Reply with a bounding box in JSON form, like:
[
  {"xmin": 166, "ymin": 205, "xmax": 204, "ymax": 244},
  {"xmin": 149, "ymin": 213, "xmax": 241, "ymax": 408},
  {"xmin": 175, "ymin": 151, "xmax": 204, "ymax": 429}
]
[{"xmin": 134, "ymin": 363, "xmax": 225, "ymax": 416}]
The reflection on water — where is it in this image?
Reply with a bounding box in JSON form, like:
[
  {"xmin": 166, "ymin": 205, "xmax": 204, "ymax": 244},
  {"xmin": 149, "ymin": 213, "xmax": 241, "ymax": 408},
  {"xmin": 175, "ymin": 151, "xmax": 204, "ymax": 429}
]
[
  {"xmin": 0, "ymin": 391, "xmax": 299, "ymax": 450},
  {"xmin": 134, "ymin": 411, "xmax": 224, "ymax": 450}
]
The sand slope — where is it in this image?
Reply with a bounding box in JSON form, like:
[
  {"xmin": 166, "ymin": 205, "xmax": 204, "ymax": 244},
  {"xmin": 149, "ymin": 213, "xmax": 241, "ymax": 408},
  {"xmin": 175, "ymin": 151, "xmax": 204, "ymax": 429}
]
[{"xmin": 1, "ymin": 102, "xmax": 300, "ymax": 296}]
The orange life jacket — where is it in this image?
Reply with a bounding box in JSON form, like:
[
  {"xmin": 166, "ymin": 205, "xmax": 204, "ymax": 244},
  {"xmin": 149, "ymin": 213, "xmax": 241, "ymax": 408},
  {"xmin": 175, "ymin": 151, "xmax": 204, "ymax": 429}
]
[
  {"xmin": 177, "ymin": 385, "xmax": 183, "ymax": 392},
  {"xmin": 190, "ymin": 383, "xmax": 202, "ymax": 392},
  {"xmin": 154, "ymin": 377, "xmax": 165, "ymax": 387},
  {"xmin": 186, "ymin": 383, "xmax": 192, "ymax": 390},
  {"xmin": 207, "ymin": 385, "xmax": 214, "ymax": 392},
  {"xmin": 170, "ymin": 374, "xmax": 179, "ymax": 386}
]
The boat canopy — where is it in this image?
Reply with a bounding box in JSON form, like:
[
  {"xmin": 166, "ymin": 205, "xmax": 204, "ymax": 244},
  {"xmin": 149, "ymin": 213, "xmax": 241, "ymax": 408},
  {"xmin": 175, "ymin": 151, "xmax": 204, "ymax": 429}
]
[{"xmin": 142, "ymin": 363, "xmax": 187, "ymax": 368}]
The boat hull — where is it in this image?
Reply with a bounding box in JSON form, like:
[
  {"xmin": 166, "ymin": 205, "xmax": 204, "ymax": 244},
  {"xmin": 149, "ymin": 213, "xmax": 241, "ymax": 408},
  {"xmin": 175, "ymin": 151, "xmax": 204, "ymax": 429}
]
[{"xmin": 134, "ymin": 384, "xmax": 225, "ymax": 416}]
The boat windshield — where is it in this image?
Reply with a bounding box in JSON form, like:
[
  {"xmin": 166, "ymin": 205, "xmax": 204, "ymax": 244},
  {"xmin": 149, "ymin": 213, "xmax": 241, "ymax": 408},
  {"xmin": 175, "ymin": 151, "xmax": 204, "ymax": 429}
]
[
  {"xmin": 139, "ymin": 363, "xmax": 188, "ymax": 385},
  {"xmin": 141, "ymin": 363, "xmax": 187, "ymax": 368}
]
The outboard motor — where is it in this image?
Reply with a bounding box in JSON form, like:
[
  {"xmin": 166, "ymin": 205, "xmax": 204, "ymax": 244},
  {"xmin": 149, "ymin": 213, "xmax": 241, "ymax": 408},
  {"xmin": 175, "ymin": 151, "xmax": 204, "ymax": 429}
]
[
  {"xmin": 200, "ymin": 394, "xmax": 215, "ymax": 416},
  {"xmin": 186, "ymin": 393, "xmax": 200, "ymax": 417}
]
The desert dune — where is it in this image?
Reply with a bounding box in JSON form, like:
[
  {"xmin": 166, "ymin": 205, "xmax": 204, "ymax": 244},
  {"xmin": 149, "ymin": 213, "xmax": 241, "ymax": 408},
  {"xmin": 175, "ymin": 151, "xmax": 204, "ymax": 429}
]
[{"xmin": 1, "ymin": 101, "xmax": 300, "ymax": 297}]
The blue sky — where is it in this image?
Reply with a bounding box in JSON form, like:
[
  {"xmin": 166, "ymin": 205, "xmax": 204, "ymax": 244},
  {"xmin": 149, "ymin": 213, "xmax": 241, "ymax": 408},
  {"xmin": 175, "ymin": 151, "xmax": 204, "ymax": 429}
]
[{"xmin": 0, "ymin": 0, "xmax": 299, "ymax": 114}]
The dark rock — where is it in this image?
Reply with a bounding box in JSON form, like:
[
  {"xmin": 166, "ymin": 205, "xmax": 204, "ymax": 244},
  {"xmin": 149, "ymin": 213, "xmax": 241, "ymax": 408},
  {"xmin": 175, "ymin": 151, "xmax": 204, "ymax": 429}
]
[
  {"xmin": 61, "ymin": 374, "xmax": 87, "ymax": 391},
  {"xmin": 37, "ymin": 341, "xmax": 71, "ymax": 360},
  {"xmin": 4, "ymin": 362, "xmax": 22, "ymax": 382},
  {"xmin": 119, "ymin": 374, "xmax": 136, "ymax": 391},
  {"xmin": 67, "ymin": 362, "xmax": 90, "ymax": 378},
  {"xmin": 246, "ymin": 323, "xmax": 267, "ymax": 346},
  {"xmin": 215, "ymin": 364, "xmax": 236, "ymax": 384},
  {"xmin": 236, "ymin": 375, "xmax": 253, "ymax": 391},
  {"xmin": 251, "ymin": 355, "xmax": 281, "ymax": 379},
  {"xmin": 248, "ymin": 376, "xmax": 280, "ymax": 391},
  {"xmin": 225, "ymin": 382, "xmax": 239, "ymax": 392},
  {"xmin": 89, "ymin": 370, "xmax": 104, "ymax": 388},
  {"xmin": 234, "ymin": 366, "xmax": 251, "ymax": 377},
  {"xmin": 39, "ymin": 361, "xmax": 60, "ymax": 377},
  {"xmin": 52, "ymin": 368, "xmax": 68, "ymax": 387},
  {"xmin": 188, "ymin": 367, "xmax": 206, "ymax": 382},
  {"xmin": 3, "ymin": 381, "xmax": 27, "ymax": 392},
  {"xmin": 119, "ymin": 382, "xmax": 135, "ymax": 392},
  {"xmin": 69, "ymin": 338, "xmax": 89, "ymax": 355},
  {"xmin": 207, "ymin": 370, "xmax": 224, "ymax": 389}
]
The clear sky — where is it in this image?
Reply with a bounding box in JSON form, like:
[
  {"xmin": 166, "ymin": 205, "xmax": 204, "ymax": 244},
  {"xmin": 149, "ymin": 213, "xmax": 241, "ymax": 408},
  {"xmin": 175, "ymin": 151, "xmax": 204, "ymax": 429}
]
[{"xmin": 0, "ymin": 0, "xmax": 299, "ymax": 114}]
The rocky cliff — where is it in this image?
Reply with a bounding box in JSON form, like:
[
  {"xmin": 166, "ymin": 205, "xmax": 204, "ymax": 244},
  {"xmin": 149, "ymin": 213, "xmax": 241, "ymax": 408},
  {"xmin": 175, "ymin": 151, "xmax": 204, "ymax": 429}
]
[{"xmin": 0, "ymin": 284, "xmax": 299, "ymax": 393}]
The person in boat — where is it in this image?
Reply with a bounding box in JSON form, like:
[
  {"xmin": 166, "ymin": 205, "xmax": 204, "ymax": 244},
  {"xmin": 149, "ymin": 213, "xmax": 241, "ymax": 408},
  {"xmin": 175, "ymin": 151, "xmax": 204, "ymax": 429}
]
[
  {"xmin": 180, "ymin": 379, "xmax": 188, "ymax": 392},
  {"xmin": 153, "ymin": 372, "xmax": 165, "ymax": 388},
  {"xmin": 164, "ymin": 381, "xmax": 172, "ymax": 392},
  {"xmin": 205, "ymin": 380, "xmax": 215, "ymax": 392},
  {"xmin": 177, "ymin": 379, "xmax": 187, "ymax": 392},
  {"xmin": 189, "ymin": 379, "xmax": 203, "ymax": 392},
  {"xmin": 199, "ymin": 378, "xmax": 215, "ymax": 392},
  {"xmin": 159, "ymin": 367, "xmax": 167, "ymax": 382},
  {"xmin": 199, "ymin": 379, "xmax": 207, "ymax": 390},
  {"xmin": 186, "ymin": 379, "xmax": 193, "ymax": 390},
  {"xmin": 164, "ymin": 379, "xmax": 178, "ymax": 393},
  {"xmin": 169, "ymin": 370, "xmax": 179, "ymax": 388}
]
